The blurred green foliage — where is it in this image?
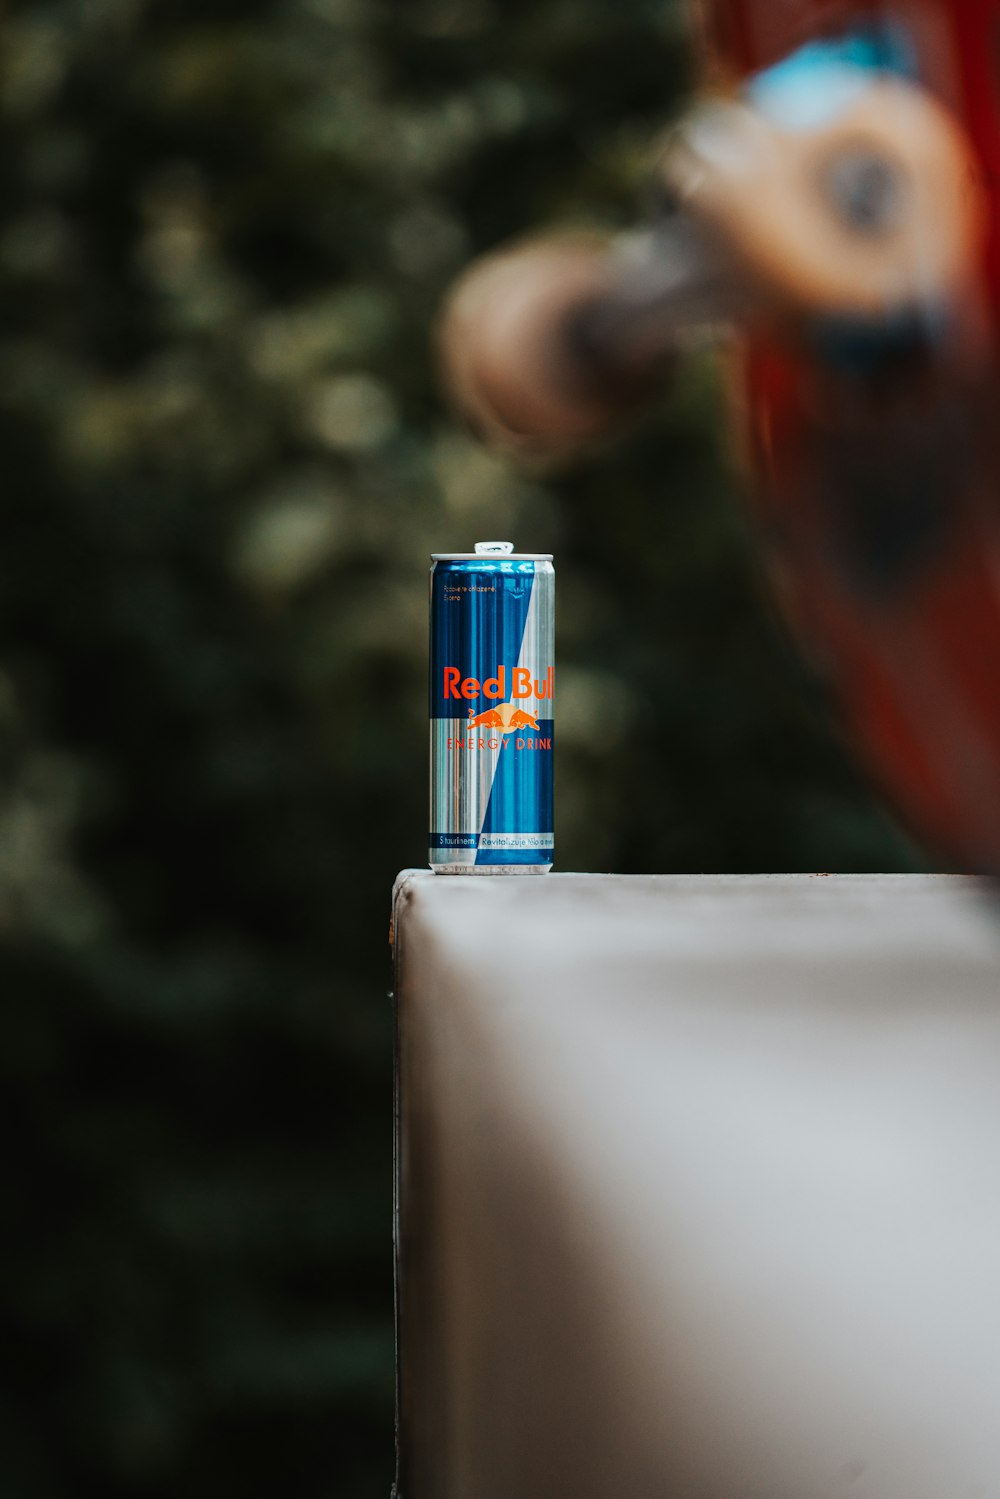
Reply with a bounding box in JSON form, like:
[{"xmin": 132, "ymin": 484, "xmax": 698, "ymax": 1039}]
[{"xmin": 0, "ymin": 1, "xmax": 923, "ymax": 1496}]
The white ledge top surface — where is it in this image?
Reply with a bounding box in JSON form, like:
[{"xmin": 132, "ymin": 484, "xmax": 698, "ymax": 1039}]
[{"xmin": 393, "ymin": 871, "xmax": 1000, "ymax": 999}]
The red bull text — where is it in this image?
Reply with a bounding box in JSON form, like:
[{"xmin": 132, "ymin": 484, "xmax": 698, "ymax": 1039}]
[{"xmin": 430, "ymin": 541, "xmax": 554, "ymax": 873}]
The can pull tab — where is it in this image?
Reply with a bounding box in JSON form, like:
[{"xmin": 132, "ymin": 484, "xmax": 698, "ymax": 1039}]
[{"xmin": 474, "ymin": 540, "xmax": 514, "ymax": 554}]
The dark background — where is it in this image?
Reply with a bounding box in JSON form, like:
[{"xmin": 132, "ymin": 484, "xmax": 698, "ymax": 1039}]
[{"xmin": 0, "ymin": 2, "xmax": 923, "ymax": 1496}]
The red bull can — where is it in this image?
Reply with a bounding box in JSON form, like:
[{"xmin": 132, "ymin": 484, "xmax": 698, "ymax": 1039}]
[{"xmin": 430, "ymin": 541, "xmax": 554, "ymax": 873}]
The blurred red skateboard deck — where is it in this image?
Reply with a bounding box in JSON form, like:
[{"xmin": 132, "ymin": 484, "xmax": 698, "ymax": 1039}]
[{"xmin": 704, "ymin": 0, "xmax": 1000, "ymax": 871}]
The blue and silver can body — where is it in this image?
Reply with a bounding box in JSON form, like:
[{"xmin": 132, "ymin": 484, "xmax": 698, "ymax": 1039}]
[{"xmin": 429, "ymin": 541, "xmax": 554, "ymax": 874}]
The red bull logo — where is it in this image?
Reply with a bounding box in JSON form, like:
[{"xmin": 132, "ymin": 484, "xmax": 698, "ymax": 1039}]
[
  {"xmin": 467, "ymin": 705, "xmax": 540, "ymax": 732},
  {"xmin": 444, "ymin": 667, "xmax": 552, "ymax": 753},
  {"xmin": 442, "ymin": 664, "xmax": 554, "ymax": 702}
]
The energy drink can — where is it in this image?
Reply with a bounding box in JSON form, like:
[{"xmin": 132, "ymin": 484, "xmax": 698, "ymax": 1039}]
[{"xmin": 429, "ymin": 541, "xmax": 554, "ymax": 874}]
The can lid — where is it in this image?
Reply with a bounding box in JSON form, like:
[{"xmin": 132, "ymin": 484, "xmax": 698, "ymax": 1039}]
[{"xmin": 431, "ymin": 540, "xmax": 554, "ymax": 560}]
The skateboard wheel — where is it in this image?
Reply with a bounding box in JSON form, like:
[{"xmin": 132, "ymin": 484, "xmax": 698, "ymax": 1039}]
[
  {"xmin": 439, "ymin": 237, "xmax": 654, "ymax": 457},
  {"xmin": 664, "ymin": 78, "xmax": 984, "ymax": 322}
]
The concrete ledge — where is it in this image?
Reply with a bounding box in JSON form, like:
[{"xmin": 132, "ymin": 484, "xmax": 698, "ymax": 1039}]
[{"xmin": 392, "ymin": 874, "xmax": 1000, "ymax": 1499}]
